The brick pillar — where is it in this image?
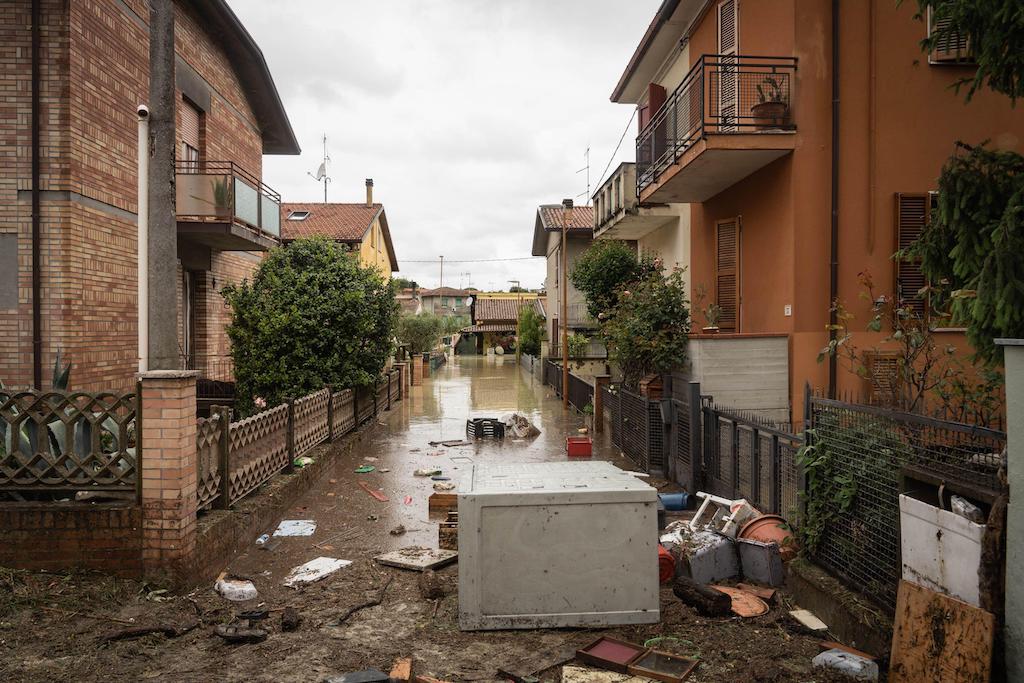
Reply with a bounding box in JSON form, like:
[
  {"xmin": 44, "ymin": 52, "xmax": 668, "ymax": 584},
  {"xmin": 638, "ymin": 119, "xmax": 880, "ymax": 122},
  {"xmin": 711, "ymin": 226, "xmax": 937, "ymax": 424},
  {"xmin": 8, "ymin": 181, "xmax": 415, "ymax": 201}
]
[
  {"xmin": 421, "ymin": 352, "xmax": 431, "ymax": 379},
  {"xmin": 411, "ymin": 356, "xmax": 423, "ymax": 386},
  {"xmin": 138, "ymin": 370, "xmax": 198, "ymax": 583}
]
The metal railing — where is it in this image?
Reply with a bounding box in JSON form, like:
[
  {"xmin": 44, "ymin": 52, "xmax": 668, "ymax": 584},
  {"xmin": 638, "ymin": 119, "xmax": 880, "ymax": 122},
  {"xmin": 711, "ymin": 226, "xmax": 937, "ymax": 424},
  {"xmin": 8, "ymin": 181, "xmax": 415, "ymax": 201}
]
[
  {"xmin": 637, "ymin": 54, "xmax": 798, "ymax": 194},
  {"xmin": 175, "ymin": 159, "xmax": 282, "ymax": 238}
]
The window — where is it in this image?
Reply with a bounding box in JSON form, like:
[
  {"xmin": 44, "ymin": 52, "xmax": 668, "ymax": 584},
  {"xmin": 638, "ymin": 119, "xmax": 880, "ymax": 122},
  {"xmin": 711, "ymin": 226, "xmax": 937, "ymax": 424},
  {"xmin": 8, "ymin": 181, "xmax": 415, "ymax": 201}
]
[
  {"xmin": 927, "ymin": 7, "xmax": 973, "ymax": 64},
  {"xmin": 894, "ymin": 193, "xmax": 929, "ymax": 320},
  {"xmin": 180, "ymin": 98, "xmax": 202, "ymax": 172},
  {"xmin": 865, "ymin": 350, "xmax": 901, "ymax": 406},
  {"xmin": 287, "ymin": 210, "xmax": 310, "ymax": 221},
  {"xmin": 715, "ymin": 217, "xmax": 740, "ymax": 332}
]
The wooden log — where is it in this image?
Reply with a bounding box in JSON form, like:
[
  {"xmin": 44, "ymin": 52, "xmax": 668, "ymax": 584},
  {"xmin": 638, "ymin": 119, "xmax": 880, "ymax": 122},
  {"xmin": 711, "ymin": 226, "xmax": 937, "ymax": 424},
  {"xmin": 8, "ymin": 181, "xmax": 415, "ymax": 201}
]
[{"xmin": 671, "ymin": 576, "xmax": 732, "ymax": 617}]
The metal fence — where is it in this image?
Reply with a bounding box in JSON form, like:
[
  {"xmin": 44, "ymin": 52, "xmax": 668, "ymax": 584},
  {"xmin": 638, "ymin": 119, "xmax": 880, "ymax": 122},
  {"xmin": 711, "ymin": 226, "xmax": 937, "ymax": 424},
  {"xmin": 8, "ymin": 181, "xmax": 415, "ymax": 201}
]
[
  {"xmin": 543, "ymin": 360, "xmax": 594, "ymax": 414},
  {"xmin": 196, "ymin": 375, "xmax": 401, "ymax": 512},
  {"xmin": 637, "ymin": 54, "xmax": 798, "ymax": 195},
  {"xmin": 602, "ymin": 385, "xmax": 665, "ymax": 474},
  {"xmin": 544, "ymin": 359, "xmax": 563, "ymax": 396},
  {"xmin": 0, "ymin": 388, "xmax": 139, "ymax": 495},
  {"xmin": 805, "ymin": 395, "xmax": 1006, "ymax": 608}
]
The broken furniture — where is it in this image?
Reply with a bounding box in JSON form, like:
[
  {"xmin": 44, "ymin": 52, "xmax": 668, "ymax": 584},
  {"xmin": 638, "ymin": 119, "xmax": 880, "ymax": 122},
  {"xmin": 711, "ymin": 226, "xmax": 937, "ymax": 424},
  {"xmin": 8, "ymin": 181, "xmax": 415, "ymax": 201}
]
[
  {"xmin": 466, "ymin": 417, "xmax": 505, "ymax": 440},
  {"xmin": 688, "ymin": 492, "xmax": 759, "ymax": 538},
  {"xmin": 458, "ymin": 461, "xmax": 659, "ymax": 630},
  {"xmin": 438, "ymin": 510, "xmax": 458, "ymax": 550},
  {"xmin": 576, "ymin": 636, "xmax": 698, "ymax": 681}
]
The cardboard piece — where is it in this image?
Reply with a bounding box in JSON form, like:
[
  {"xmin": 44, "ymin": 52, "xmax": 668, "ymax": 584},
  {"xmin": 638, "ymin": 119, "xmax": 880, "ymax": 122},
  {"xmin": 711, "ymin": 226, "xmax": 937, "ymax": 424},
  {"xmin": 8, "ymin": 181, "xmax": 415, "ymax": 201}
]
[
  {"xmin": 375, "ymin": 547, "xmax": 458, "ymax": 572},
  {"xmin": 889, "ymin": 579, "xmax": 994, "ymax": 683},
  {"xmin": 283, "ymin": 557, "xmax": 351, "ymax": 587}
]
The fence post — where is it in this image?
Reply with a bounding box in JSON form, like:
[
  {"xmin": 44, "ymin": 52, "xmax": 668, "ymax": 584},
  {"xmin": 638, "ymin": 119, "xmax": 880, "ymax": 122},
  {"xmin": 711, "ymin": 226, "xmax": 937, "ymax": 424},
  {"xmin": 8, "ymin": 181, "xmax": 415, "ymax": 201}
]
[
  {"xmin": 373, "ymin": 380, "xmax": 379, "ymax": 416},
  {"xmin": 326, "ymin": 387, "xmax": 335, "ymax": 442},
  {"xmin": 387, "ymin": 373, "xmax": 392, "ymax": 411},
  {"xmin": 731, "ymin": 416, "xmax": 739, "ymax": 498},
  {"xmin": 769, "ymin": 434, "xmax": 781, "ymax": 515},
  {"xmin": 593, "ymin": 375, "xmax": 610, "ymax": 434},
  {"xmin": 285, "ymin": 397, "xmax": 296, "ymax": 473},
  {"xmin": 215, "ymin": 404, "xmax": 231, "ymax": 510},
  {"xmin": 799, "ymin": 382, "xmax": 813, "ymax": 522},
  {"xmin": 750, "ymin": 425, "xmax": 761, "ymax": 508},
  {"xmin": 688, "ymin": 382, "xmax": 703, "ymax": 492}
]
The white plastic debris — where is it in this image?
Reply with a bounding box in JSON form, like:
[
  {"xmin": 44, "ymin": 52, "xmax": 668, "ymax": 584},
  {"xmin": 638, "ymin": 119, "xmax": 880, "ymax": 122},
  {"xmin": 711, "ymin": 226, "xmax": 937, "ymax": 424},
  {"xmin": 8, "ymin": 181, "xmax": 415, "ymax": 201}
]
[
  {"xmin": 283, "ymin": 557, "xmax": 352, "ymax": 588},
  {"xmin": 273, "ymin": 520, "xmax": 317, "ymax": 537},
  {"xmin": 790, "ymin": 608, "xmax": 828, "ymax": 631},
  {"xmin": 215, "ymin": 575, "xmax": 258, "ymax": 601},
  {"xmin": 255, "ymin": 534, "xmax": 270, "ymax": 546},
  {"xmin": 502, "ymin": 412, "xmax": 541, "ymax": 439},
  {"xmin": 950, "ymin": 495, "xmax": 986, "ymax": 524},
  {"xmin": 812, "ymin": 649, "xmax": 879, "ymax": 681}
]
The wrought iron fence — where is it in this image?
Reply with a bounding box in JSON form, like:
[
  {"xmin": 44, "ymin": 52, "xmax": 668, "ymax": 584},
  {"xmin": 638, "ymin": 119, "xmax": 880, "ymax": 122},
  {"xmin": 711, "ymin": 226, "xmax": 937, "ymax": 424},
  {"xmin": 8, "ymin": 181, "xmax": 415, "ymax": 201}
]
[
  {"xmin": 196, "ymin": 376, "xmax": 401, "ymax": 511},
  {"xmin": 805, "ymin": 395, "xmax": 1006, "ymax": 608},
  {"xmin": 567, "ymin": 373, "xmax": 594, "ymax": 414},
  {"xmin": 637, "ymin": 54, "xmax": 798, "ymax": 194},
  {"xmin": 544, "ymin": 359, "xmax": 563, "ymax": 396},
  {"xmin": 0, "ymin": 388, "xmax": 139, "ymax": 494}
]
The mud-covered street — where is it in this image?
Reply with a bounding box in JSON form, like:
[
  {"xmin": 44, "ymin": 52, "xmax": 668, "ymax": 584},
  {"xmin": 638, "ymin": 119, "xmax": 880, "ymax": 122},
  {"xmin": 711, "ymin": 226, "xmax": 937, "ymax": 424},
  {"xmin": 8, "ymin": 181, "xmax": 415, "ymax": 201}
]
[{"xmin": 1, "ymin": 358, "xmax": 832, "ymax": 682}]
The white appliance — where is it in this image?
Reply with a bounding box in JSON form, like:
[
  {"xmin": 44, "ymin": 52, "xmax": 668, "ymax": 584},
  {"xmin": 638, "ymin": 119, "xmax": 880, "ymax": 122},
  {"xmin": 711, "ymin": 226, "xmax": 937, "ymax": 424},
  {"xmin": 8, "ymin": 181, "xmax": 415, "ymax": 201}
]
[{"xmin": 458, "ymin": 461, "xmax": 659, "ymax": 630}]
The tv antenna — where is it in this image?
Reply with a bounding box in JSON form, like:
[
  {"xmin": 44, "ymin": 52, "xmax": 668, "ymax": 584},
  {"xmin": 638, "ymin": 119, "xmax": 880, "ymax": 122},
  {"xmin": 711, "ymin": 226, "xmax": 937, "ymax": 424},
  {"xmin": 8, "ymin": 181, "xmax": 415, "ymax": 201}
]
[
  {"xmin": 307, "ymin": 134, "xmax": 331, "ymax": 202},
  {"xmin": 575, "ymin": 146, "xmax": 590, "ymax": 205}
]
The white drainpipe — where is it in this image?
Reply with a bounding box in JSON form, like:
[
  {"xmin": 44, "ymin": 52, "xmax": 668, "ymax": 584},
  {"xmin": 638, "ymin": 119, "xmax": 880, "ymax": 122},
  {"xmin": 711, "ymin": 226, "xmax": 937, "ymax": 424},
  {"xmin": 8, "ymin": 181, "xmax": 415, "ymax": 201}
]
[{"xmin": 137, "ymin": 105, "xmax": 150, "ymax": 373}]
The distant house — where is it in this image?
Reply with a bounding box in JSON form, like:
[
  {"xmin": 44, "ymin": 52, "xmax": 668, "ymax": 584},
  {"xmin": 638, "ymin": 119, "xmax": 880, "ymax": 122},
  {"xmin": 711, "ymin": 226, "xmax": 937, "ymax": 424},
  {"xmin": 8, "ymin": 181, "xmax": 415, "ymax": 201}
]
[
  {"xmin": 531, "ymin": 205, "xmax": 598, "ymax": 354},
  {"xmin": 395, "ymin": 288, "xmax": 420, "ymax": 314},
  {"xmin": 459, "ymin": 297, "xmax": 544, "ymax": 355},
  {"xmin": 281, "ymin": 179, "xmax": 398, "ymax": 275},
  {"xmin": 419, "ymin": 287, "xmax": 471, "ymax": 316}
]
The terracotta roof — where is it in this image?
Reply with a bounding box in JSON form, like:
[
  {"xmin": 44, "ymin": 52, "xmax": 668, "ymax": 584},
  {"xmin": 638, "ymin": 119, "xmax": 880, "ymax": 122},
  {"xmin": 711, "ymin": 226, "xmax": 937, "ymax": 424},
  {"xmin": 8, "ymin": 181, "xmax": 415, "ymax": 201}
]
[
  {"xmin": 419, "ymin": 287, "xmax": 470, "ymax": 298},
  {"xmin": 474, "ymin": 298, "xmax": 544, "ymax": 323},
  {"xmin": 280, "ymin": 202, "xmax": 399, "ymax": 272},
  {"xmin": 462, "ymin": 323, "xmax": 516, "ymax": 333},
  {"xmin": 538, "ymin": 205, "xmax": 595, "ymax": 231}
]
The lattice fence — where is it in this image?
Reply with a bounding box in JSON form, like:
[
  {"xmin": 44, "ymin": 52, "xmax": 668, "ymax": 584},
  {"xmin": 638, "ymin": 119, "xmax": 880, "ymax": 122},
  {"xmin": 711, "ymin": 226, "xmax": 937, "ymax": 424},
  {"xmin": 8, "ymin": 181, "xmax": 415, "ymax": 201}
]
[
  {"xmin": 227, "ymin": 404, "xmax": 289, "ymax": 504},
  {"xmin": 0, "ymin": 389, "xmax": 138, "ymax": 493},
  {"xmin": 293, "ymin": 389, "xmax": 330, "ymax": 458},
  {"xmin": 356, "ymin": 385, "xmax": 375, "ymax": 425},
  {"xmin": 331, "ymin": 389, "xmax": 356, "ymax": 436},
  {"xmin": 195, "ymin": 411, "xmax": 224, "ymax": 510}
]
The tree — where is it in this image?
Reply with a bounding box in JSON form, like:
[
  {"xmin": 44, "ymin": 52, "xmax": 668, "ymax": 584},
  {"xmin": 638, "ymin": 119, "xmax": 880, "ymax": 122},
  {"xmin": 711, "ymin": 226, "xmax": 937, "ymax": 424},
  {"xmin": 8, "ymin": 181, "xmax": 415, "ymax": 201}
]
[
  {"xmin": 903, "ymin": 1, "xmax": 1024, "ymax": 363},
  {"xmin": 570, "ymin": 240, "xmax": 651, "ymax": 319},
  {"xmin": 392, "ymin": 277, "xmax": 419, "ymax": 290},
  {"xmin": 397, "ymin": 313, "xmax": 444, "ymax": 355},
  {"xmin": 909, "ymin": 0, "xmax": 1024, "ymax": 103},
  {"xmin": 602, "ymin": 267, "xmax": 690, "ymax": 389},
  {"xmin": 222, "ymin": 238, "xmax": 398, "ymax": 415},
  {"xmin": 517, "ymin": 305, "xmax": 544, "ymax": 357}
]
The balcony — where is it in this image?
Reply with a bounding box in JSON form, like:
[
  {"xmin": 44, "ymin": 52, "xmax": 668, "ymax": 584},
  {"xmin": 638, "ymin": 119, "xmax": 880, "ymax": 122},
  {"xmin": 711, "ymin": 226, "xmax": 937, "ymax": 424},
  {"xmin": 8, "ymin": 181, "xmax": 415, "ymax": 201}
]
[
  {"xmin": 592, "ymin": 162, "xmax": 675, "ymax": 240},
  {"xmin": 176, "ymin": 160, "xmax": 282, "ymax": 251},
  {"xmin": 636, "ymin": 55, "xmax": 798, "ymax": 204}
]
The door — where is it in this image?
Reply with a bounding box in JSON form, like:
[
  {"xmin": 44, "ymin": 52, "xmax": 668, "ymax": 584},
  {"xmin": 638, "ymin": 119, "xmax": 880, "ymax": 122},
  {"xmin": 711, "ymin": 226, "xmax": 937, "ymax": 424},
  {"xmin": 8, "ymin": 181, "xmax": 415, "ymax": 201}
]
[
  {"xmin": 717, "ymin": 0, "xmax": 739, "ymax": 132},
  {"xmin": 715, "ymin": 218, "xmax": 740, "ymax": 332}
]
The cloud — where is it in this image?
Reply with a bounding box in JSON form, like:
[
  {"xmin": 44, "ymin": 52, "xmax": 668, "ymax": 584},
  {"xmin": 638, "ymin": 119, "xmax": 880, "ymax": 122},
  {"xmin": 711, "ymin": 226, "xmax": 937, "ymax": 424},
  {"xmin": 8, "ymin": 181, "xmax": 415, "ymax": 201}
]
[{"xmin": 229, "ymin": 0, "xmax": 660, "ymax": 290}]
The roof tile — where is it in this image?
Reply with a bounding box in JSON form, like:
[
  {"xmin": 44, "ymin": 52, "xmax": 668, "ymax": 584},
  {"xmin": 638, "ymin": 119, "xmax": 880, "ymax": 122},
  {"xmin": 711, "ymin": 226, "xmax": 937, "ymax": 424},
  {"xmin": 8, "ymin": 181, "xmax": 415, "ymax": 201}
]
[{"xmin": 280, "ymin": 203, "xmax": 381, "ymax": 241}]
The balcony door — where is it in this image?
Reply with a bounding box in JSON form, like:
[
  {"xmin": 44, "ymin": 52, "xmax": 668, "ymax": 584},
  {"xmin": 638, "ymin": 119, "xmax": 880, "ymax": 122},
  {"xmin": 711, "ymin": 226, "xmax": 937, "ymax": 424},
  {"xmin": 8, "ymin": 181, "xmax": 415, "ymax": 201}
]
[{"xmin": 717, "ymin": 0, "xmax": 739, "ymax": 132}]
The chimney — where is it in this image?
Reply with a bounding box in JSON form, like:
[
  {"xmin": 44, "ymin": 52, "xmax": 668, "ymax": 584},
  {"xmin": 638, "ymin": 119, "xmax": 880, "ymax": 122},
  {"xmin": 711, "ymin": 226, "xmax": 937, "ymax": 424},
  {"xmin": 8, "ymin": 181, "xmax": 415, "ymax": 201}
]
[{"xmin": 365, "ymin": 178, "xmax": 373, "ymax": 207}]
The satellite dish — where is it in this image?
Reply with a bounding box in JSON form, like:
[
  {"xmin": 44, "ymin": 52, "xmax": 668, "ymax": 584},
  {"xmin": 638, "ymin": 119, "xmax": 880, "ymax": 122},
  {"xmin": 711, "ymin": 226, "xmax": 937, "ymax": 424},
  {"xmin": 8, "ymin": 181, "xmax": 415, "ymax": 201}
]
[{"xmin": 465, "ymin": 296, "xmax": 474, "ymax": 306}]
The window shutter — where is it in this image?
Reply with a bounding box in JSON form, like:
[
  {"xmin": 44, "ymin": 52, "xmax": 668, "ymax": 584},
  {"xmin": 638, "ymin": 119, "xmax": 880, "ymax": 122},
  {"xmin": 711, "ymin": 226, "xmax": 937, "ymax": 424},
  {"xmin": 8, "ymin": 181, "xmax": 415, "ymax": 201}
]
[
  {"xmin": 716, "ymin": 217, "xmax": 740, "ymax": 332},
  {"xmin": 927, "ymin": 7, "xmax": 972, "ymax": 63},
  {"xmin": 894, "ymin": 193, "xmax": 928, "ymax": 319},
  {"xmin": 865, "ymin": 351, "xmax": 901, "ymax": 407},
  {"xmin": 180, "ymin": 99, "xmax": 201, "ymax": 150},
  {"xmin": 717, "ymin": 0, "xmax": 739, "ymax": 132}
]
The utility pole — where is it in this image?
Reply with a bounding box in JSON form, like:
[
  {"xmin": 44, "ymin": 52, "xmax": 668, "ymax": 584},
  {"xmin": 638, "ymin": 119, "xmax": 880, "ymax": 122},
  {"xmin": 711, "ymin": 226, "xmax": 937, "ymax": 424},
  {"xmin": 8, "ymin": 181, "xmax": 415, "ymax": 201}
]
[
  {"xmin": 561, "ymin": 199, "xmax": 572, "ymax": 410},
  {"xmin": 147, "ymin": 0, "xmax": 178, "ymax": 370},
  {"xmin": 439, "ymin": 255, "xmax": 444, "ymax": 289}
]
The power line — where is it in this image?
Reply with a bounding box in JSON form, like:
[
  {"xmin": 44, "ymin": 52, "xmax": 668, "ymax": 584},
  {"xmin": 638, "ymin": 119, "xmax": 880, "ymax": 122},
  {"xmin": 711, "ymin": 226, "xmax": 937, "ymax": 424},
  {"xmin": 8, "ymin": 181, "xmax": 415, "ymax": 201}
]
[
  {"xmin": 402, "ymin": 256, "xmax": 538, "ymax": 264},
  {"xmin": 592, "ymin": 107, "xmax": 638, "ymax": 193}
]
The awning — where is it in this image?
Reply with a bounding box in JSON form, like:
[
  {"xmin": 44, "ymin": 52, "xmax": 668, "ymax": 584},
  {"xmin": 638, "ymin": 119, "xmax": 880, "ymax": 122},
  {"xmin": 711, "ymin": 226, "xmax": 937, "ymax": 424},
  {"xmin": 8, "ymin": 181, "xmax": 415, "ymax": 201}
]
[{"xmin": 461, "ymin": 323, "xmax": 516, "ymax": 333}]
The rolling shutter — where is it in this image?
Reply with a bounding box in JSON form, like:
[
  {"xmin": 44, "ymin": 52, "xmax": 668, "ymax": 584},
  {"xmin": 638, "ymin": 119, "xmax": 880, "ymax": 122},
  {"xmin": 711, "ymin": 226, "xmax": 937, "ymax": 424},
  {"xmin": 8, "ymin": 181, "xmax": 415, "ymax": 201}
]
[
  {"xmin": 894, "ymin": 193, "xmax": 928, "ymax": 319},
  {"xmin": 180, "ymin": 98, "xmax": 201, "ymax": 169},
  {"xmin": 716, "ymin": 217, "xmax": 740, "ymax": 332},
  {"xmin": 927, "ymin": 7, "xmax": 972, "ymax": 63},
  {"xmin": 717, "ymin": 0, "xmax": 738, "ymax": 132}
]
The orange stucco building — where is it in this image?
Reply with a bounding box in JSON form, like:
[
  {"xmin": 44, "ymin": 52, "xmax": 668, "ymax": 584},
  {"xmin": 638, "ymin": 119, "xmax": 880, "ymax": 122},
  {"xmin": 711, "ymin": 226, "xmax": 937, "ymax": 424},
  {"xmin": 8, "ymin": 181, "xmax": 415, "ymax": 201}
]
[{"xmin": 614, "ymin": 0, "xmax": 1023, "ymax": 421}]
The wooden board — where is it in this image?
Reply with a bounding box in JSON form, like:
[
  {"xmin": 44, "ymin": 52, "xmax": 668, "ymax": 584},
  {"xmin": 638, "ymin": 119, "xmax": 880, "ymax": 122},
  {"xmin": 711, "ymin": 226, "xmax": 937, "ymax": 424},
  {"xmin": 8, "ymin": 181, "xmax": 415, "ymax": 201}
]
[
  {"xmin": 889, "ymin": 579, "xmax": 994, "ymax": 683},
  {"xmin": 428, "ymin": 492, "xmax": 457, "ymax": 512}
]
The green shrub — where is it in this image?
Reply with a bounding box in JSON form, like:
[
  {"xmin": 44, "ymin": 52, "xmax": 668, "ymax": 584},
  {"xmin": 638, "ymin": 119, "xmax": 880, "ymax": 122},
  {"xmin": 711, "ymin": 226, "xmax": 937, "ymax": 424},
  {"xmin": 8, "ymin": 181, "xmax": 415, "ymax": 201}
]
[
  {"xmin": 222, "ymin": 237, "xmax": 398, "ymax": 415},
  {"xmin": 570, "ymin": 240, "xmax": 651, "ymax": 319},
  {"xmin": 517, "ymin": 305, "xmax": 544, "ymax": 357},
  {"xmin": 398, "ymin": 313, "xmax": 444, "ymax": 355}
]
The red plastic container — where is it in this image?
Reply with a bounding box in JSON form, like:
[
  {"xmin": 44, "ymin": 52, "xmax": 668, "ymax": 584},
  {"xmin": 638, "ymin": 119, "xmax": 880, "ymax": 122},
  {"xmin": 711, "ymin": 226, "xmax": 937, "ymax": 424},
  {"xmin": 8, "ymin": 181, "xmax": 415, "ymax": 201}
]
[{"xmin": 566, "ymin": 436, "xmax": 593, "ymax": 457}]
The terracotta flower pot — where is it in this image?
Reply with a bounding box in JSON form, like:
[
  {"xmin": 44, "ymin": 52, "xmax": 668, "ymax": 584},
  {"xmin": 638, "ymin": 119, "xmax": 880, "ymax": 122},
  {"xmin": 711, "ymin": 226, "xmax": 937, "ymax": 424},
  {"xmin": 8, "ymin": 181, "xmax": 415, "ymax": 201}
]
[
  {"xmin": 750, "ymin": 101, "xmax": 789, "ymax": 130},
  {"xmin": 738, "ymin": 514, "xmax": 797, "ymax": 559}
]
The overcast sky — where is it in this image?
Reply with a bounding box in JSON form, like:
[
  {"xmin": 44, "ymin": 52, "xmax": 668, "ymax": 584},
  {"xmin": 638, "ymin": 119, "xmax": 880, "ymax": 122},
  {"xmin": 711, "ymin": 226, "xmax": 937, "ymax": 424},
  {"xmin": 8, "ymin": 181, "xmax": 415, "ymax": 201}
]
[{"xmin": 230, "ymin": 0, "xmax": 659, "ymax": 291}]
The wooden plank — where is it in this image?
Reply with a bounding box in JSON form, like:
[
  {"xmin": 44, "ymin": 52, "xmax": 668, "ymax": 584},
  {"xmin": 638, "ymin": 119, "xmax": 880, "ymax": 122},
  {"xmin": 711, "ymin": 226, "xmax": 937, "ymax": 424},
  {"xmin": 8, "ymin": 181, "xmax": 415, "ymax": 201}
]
[
  {"xmin": 428, "ymin": 492, "xmax": 457, "ymax": 512},
  {"xmin": 358, "ymin": 481, "xmax": 389, "ymax": 502},
  {"xmin": 889, "ymin": 579, "xmax": 994, "ymax": 683}
]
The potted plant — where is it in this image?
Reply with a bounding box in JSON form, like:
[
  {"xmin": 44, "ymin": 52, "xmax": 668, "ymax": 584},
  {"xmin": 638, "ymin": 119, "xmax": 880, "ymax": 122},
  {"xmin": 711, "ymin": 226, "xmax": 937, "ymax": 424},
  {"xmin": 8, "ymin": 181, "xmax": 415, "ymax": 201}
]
[
  {"xmin": 703, "ymin": 303, "xmax": 722, "ymax": 334},
  {"xmin": 210, "ymin": 177, "xmax": 231, "ymax": 219},
  {"xmin": 751, "ymin": 76, "xmax": 789, "ymax": 130}
]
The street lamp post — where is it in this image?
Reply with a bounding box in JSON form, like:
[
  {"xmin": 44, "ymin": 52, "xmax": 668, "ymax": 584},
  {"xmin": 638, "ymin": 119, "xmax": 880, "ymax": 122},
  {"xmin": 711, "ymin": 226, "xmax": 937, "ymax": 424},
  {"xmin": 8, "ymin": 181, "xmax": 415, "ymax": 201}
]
[{"xmin": 561, "ymin": 199, "xmax": 572, "ymax": 410}]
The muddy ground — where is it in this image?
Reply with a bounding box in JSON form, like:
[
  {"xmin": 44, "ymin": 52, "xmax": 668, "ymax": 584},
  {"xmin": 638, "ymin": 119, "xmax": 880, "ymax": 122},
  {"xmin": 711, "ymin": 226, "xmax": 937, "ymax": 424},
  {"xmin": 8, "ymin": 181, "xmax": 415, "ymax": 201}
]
[{"xmin": 0, "ymin": 358, "xmax": 856, "ymax": 682}]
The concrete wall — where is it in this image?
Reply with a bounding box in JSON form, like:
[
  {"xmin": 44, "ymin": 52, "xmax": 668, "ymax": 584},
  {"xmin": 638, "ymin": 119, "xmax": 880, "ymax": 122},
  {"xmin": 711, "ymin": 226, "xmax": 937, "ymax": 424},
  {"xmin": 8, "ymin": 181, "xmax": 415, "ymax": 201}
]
[{"xmin": 686, "ymin": 334, "xmax": 790, "ymax": 423}]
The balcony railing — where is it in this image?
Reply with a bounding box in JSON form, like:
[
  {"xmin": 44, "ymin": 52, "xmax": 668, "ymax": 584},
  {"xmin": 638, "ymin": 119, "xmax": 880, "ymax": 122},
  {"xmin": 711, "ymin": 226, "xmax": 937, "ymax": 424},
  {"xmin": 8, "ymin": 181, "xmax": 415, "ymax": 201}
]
[
  {"xmin": 175, "ymin": 160, "xmax": 281, "ymax": 240},
  {"xmin": 637, "ymin": 54, "xmax": 797, "ymax": 195}
]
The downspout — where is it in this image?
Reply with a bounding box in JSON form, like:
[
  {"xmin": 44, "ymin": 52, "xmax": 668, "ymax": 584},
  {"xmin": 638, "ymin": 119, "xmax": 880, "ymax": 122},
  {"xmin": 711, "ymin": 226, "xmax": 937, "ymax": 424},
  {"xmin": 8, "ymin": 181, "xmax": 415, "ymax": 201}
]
[
  {"xmin": 828, "ymin": 0, "xmax": 840, "ymax": 399},
  {"xmin": 31, "ymin": 0, "xmax": 42, "ymax": 389}
]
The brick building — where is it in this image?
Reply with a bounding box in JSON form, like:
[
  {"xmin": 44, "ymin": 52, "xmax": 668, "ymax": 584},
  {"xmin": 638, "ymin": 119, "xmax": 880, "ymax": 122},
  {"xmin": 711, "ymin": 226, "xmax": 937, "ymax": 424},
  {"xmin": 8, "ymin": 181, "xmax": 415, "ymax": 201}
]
[{"xmin": 0, "ymin": 0, "xmax": 299, "ymax": 392}]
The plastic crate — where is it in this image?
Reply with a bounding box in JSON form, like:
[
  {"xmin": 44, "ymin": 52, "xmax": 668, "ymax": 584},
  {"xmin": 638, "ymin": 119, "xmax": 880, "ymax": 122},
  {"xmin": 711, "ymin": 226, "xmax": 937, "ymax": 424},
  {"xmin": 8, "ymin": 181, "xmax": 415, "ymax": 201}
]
[
  {"xmin": 466, "ymin": 418, "xmax": 505, "ymax": 440},
  {"xmin": 566, "ymin": 436, "xmax": 593, "ymax": 457}
]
